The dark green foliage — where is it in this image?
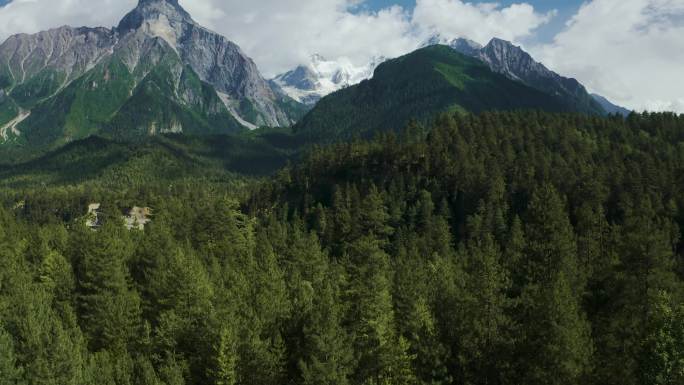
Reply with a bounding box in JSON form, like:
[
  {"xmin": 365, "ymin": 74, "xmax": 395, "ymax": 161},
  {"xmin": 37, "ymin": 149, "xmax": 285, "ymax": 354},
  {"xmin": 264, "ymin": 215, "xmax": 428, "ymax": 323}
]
[
  {"xmin": 0, "ymin": 133, "xmax": 293, "ymax": 188},
  {"xmin": 0, "ymin": 110, "xmax": 681, "ymax": 385},
  {"xmin": 639, "ymin": 291, "xmax": 684, "ymax": 385},
  {"xmin": 71, "ymin": 222, "xmax": 142, "ymax": 352},
  {"xmin": 10, "ymin": 69, "xmax": 66, "ymax": 109},
  {"xmin": 0, "ymin": 325, "xmax": 24, "ymax": 384},
  {"xmin": 252, "ymin": 110, "xmax": 684, "ymax": 385},
  {"xmin": 0, "ymin": 96, "xmax": 18, "ymax": 128}
]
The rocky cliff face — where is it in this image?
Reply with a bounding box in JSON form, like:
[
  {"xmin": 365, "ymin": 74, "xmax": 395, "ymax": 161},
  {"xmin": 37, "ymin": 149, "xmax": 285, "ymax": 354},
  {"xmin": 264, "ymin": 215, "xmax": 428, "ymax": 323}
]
[
  {"xmin": 448, "ymin": 37, "xmax": 607, "ymax": 115},
  {"xmin": 0, "ymin": 0, "xmax": 301, "ymax": 148},
  {"xmin": 0, "ymin": 26, "xmax": 116, "ymax": 100},
  {"xmin": 117, "ymin": 0, "xmax": 294, "ymax": 127}
]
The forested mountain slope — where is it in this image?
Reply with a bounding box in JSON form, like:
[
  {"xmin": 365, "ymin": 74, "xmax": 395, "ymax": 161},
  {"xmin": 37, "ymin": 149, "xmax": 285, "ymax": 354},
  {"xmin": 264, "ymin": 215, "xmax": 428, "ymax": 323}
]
[
  {"xmin": 294, "ymin": 45, "xmax": 586, "ymax": 142},
  {"xmin": 0, "ymin": 111, "xmax": 682, "ymax": 384}
]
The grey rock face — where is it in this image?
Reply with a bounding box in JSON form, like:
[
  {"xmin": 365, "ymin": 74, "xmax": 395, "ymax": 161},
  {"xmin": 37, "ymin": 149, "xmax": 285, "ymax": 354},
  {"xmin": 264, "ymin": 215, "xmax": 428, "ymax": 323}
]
[
  {"xmin": 114, "ymin": 0, "xmax": 294, "ymax": 127},
  {"xmin": 177, "ymin": 23, "xmax": 292, "ymax": 127},
  {"xmin": 274, "ymin": 66, "xmax": 319, "ymax": 91},
  {"xmin": 448, "ymin": 37, "xmax": 607, "ymax": 115},
  {"xmin": 0, "ymin": 26, "xmax": 116, "ymax": 88},
  {"xmin": 448, "ymin": 38, "xmax": 483, "ymax": 57},
  {"xmin": 0, "ymin": 0, "xmax": 299, "ymax": 130}
]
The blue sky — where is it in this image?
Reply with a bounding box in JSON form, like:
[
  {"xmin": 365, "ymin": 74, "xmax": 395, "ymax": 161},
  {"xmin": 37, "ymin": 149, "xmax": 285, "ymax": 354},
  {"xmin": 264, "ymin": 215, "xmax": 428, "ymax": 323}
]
[
  {"xmin": 0, "ymin": 0, "xmax": 582, "ymax": 43},
  {"xmin": 361, "ymin": 0, "xmax": 585, "ymax": 43}
]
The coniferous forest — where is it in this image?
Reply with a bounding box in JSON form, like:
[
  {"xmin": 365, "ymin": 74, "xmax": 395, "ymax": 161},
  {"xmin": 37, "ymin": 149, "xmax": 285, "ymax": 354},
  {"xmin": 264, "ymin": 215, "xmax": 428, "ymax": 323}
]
[{"xmin": 1, "ymin": 111, "xmax": 684, "ymax": 385}]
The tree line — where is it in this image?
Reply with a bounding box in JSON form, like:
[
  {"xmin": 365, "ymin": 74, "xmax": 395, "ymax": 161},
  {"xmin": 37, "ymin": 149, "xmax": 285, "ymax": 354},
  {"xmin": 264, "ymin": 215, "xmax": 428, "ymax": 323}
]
[{"xmin": 0, "ymin": 110, "xmax": 683, "ymax": 384}]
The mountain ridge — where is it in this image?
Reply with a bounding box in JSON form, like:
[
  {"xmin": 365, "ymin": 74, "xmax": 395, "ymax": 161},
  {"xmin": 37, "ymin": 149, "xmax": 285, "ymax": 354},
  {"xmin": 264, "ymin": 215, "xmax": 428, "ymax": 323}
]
[
  {"xmin": 294, "ymin": 45, "xmax": 575, "ymax": 142},
  {"xmin": 445, "ymin": 37, "xmax": 607, "ymax": 116},
  {"xmin": 0, "ymin": 0, "xmax": 305, "ymax": 151}
]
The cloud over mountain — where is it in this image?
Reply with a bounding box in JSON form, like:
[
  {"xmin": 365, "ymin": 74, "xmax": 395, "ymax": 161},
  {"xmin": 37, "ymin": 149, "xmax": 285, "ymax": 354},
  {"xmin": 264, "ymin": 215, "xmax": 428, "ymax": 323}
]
[
  {"xmin": 0, "ymin": 0, "xmax": 552, "ymax": 76},
  {"xmin": 0, "ymin": 0, "xmax": 681, "ymax": 112},
  {"xmin": 532, "ymin": 0, "xmax": 684, "ymax": 112}
]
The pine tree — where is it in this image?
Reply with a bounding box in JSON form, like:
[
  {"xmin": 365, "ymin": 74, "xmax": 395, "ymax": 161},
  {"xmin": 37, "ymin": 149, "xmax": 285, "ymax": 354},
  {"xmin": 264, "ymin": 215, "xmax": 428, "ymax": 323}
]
[
  {"xmin": 72, "ymin": 222, "xmax": 141, "ymax": 352},
  {"xmin": 346, "ymin": 236, "xmax": 417, "ymax": 385},
  {"xmin": 393, "ymin": 242, "xmax": 450, "ymax": 385},
  {"xmin": 519, "ymin": 273, "xmax": 593, "ymax": 385},
  {"xmin": 639, "ymin": 291, "xmax": 684, "ymax": 385},
  {"xmin": 523, "ymin": 184, "xmax": 583, "ymax": 288},
  {"xmin": 0, "ymin": 326, "xmax": 24, "ymax": 385},
  {"xmin": 460, "ymin": 231, "xmax": 512, "ymax": 384},
  {"xmin": 515, "ymin": 184, "xmax": 593, "ymax": 385},
  {"xmin": 606, "ymin": 197, "xmax": 682, "ymax": 383},
  {"xmin": 211, "ymin": 326, "xmax": 237, "ymax": 385},
  {"xmin": 299, "ymin": 278, "xmax": 353, "ymax": 385},
  {"xmin": 359, "ymin": 185, "xmax": 393, "ymax": 241}
]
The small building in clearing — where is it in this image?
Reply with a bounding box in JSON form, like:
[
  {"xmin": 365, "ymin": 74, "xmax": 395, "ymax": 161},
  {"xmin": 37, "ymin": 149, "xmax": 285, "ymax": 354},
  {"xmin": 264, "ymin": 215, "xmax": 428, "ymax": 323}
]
[
  {"xmin": 85, "ymin": 204, "xmax": 152, "ymax": 230},
  {"xmin": 125, "ymin": 206, "xmax": 153, "ymax": 231}
]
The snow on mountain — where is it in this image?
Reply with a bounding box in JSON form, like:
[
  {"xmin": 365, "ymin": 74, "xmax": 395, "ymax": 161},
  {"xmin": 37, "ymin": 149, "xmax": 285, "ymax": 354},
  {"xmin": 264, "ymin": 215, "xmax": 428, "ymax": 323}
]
[{"xmin": 271, "ymin": 54, "xmax": 385, "ymax": 105}]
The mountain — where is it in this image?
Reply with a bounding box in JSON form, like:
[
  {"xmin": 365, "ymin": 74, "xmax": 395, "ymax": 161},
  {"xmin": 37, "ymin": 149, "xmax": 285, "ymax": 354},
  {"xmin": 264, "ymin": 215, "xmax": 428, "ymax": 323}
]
[
  {"xmin": 444, "ymin": 37, "xmax": 607, "ymax": 115},
  {"xmin": 591, "ymin": 93, "xmax": 632, "ymax": 116},
  {"xmin": 294, "ymin": 45, "xmax": 574, "ymax": 142},
  {"xmin": 449, "ymin": 38, "xmax": 483, "ymax": 56},
  {"xmin": 271, "ymin": 54, "xmax": 384, "ymax": 106},
  {"xmin": 0, "ymin": 0, "xmax": 304, "ymax": 151}
]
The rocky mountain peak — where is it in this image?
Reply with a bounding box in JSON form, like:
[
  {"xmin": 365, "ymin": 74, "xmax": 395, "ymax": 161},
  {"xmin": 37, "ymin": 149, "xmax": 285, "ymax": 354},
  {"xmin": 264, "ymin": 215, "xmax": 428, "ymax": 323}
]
[
  {"xmin": 483, "ymin": 38, "xmax": 527, "ymax": 59},
  {"xmin": 117, "ymin": 0, "xmax": 192, "ymax": 35},
  {"xmin": 0, "ymin": 0, "xmax": 302, "ymax": 145},
  {"xmin": 449, "ymin": 38, "xmax": 483, "ymax": 57},
  {"xmin": 443, "ymin": 36, "xmax": 609, "ymax": 115},
  {"xmin": 139, "ymin": 0, "xmax": 179, "ymax": 4}
]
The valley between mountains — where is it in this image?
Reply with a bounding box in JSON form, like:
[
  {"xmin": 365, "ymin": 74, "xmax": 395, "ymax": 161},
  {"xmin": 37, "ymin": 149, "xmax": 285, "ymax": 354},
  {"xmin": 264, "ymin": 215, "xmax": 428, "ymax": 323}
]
[{"xmin": 0, "ymin": 0, "xmax": 627, "ymax": 164}]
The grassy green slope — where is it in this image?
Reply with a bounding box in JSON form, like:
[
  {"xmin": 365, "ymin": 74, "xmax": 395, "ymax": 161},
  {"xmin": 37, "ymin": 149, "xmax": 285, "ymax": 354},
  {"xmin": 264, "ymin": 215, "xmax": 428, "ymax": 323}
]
[
  {"xmin": 18, "ymin": 58, "xmax": 136, "ymax": 147},
  {"xmin": 10, "ymin": 68, "xmax": 67, "ymax": 109},
  {"xmin": 294, "ymin": 45, "xmax": 571, "ymax": 142},
  {"xmin": 107, "ymin": 62, "xmax": 244, "ymax": 138}
]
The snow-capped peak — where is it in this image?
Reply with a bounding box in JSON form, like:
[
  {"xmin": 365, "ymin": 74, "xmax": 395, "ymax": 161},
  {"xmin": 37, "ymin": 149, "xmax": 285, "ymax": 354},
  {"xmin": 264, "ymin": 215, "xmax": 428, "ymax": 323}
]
[
  {"xmin": 421, "ymin": 34, "xmax": 484, "ymax": 55},
  {"xmin": 272, "ymin": 54, "xmax": 385, "ymax": 105}
]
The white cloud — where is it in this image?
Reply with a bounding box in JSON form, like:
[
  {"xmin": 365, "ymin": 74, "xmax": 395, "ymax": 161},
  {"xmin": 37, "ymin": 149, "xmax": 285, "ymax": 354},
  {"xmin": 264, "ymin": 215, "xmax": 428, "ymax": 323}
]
[
  {"xmin": 0, "ymin": 0, "xmax": 136, "ymax": 34},
  {"xmin": 181, "ymin": 0, "xmax": 417, "ymax": 77},
  {"xmin": 183, "ymin": 0, "xmax": 554, "ymax": 76},
  {"xmin": 0, "ymin": 0, "xmax": 552, "ymax": 77},
  {"xmin": 531, "ymin": 0, "xmax": 684, "ymax": 113},
  {"xmin": 411, "ymin": 0, "xmax": 556, "ymax": 44}
]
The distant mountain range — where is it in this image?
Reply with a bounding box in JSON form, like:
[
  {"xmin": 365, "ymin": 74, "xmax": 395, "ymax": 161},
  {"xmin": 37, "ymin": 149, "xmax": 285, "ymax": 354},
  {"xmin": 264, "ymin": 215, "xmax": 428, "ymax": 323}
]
[
  {"xmin": 439, "ymin": 37, "xmax": 631, "ymax": 117},
  {"xmin": 271, "ymin": 54, "xmax": 384, "ymax": 106},
  {"xmin": 0, "ymin": 0, "xmax": 305, "ymax": 150},
  {"xmin": 0, "ymin": 0, "xmax": 633, "ymax": 159},
  {"xmin": 294, "ymin": 45, "xmax": 578, "ymax": 142},
  {"xmin": 276, "ymin": 35, "xmax": 631, "ymax": 119}
]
